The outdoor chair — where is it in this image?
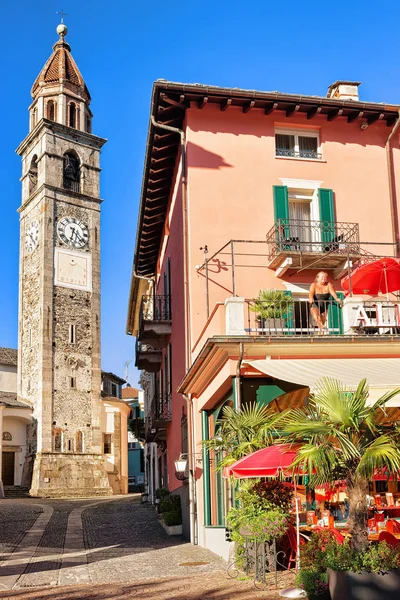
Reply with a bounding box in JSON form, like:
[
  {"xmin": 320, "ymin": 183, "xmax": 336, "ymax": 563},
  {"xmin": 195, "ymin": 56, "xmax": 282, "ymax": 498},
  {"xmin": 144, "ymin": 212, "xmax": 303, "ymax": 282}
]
[
  {"xmin": 386, "ymin": 519, "xmax": 400, "ymax": 534},
  {"xmin": 284, "ymin": 524, "xmax": 305, "ymax": 570}
]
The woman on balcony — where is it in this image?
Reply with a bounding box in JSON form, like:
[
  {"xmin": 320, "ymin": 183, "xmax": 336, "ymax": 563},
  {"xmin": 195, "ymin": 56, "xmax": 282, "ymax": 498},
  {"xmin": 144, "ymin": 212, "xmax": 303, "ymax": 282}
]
[{"xmin": 309, "ymin": 271, "xmax": 343, "ymax": 334}]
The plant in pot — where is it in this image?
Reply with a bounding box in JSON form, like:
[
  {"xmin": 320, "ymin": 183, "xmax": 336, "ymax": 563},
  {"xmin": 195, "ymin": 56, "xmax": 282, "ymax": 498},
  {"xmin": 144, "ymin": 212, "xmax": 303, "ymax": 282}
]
[
  {"xmin": 282, "ymin": 377, "xmax": 400, "ymax": 600},
  {"xmin": 250, "ymin": 289, "xmax": 292, "ymax": 335}
]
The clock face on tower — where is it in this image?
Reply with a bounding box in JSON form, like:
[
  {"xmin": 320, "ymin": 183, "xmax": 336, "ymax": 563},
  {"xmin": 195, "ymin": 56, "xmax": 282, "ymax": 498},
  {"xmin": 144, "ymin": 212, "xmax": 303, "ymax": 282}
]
[
  {"xmin": 57, "ymin": 217, "xmax": 89, "ymax": 249},
  {"xmin": 25, "ymin": 219, "xmax": 39, "ymax": 253},
  {"xmin": 54, "ymin": 248, "xmax": 92, "ymax": 291}
]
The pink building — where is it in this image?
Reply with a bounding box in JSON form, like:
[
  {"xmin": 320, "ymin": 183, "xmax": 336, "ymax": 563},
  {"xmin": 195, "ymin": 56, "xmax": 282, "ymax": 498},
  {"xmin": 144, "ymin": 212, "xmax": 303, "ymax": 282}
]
[{"xmin": 127, "ymin": 80, "xmax": 400, "ymax": 556}]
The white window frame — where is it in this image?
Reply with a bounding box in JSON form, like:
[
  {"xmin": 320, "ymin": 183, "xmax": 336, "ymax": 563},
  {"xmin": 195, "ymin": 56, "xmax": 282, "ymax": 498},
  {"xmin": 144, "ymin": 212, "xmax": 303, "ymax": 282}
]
[{"xmin": 275, "ymin": 128, "xmax": 322, "ymax": 161}]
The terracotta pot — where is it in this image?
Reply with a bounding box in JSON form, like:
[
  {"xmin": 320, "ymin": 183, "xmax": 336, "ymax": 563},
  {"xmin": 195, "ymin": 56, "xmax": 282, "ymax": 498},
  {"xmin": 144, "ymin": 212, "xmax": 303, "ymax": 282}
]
[{"xmin": 328, "ymin": 567, "xmax": 400, "ymax": 600}]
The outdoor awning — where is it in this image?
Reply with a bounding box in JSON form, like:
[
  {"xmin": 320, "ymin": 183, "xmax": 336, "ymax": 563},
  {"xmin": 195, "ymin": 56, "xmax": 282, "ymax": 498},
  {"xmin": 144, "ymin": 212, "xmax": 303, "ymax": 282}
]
[{"xmin": 248, "ymin": 358, "xmax": 400, "ymax": 405}]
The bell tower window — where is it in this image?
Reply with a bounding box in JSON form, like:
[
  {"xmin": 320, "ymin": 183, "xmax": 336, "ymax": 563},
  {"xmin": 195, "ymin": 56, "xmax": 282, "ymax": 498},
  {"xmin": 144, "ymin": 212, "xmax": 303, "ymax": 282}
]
[
  {"xmin": 31, "ymin": 107, "xmax": 38, "ymax": 130},
  {"xmin": 86, "ymin": 115, "xmax": 92, "ymax": 133},
  {"xmin": 47, "ymin": 100, "xmax": 56, "ymax": 121},
  {"xmin": 29, "ymin": 155, "xmax": 38, "ymax": 196},
  {"xmin": 63, "ymin": 152, "xmax": 80, "ymax": 193},
  {"xmin": 68, "ymin": 102, "xmax": 76, "ymax": 128}
]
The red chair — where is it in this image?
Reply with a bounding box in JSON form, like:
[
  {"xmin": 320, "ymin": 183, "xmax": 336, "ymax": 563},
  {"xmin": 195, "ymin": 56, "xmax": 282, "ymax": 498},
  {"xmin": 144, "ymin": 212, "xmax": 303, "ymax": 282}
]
[
  {"xmin": 386, "ymin": 519, "xmax": 400, "ymax": 534},
  {"xmin": 285, "ymin": 525, "xmax": 305, "ymax": 570},
  {"xmin": 378, "ymin": 531, "xmax": 400, "ymax": 548},
  {"xmin": 312, "ymin": 525, "xmax": 346, "ymax": 544}
]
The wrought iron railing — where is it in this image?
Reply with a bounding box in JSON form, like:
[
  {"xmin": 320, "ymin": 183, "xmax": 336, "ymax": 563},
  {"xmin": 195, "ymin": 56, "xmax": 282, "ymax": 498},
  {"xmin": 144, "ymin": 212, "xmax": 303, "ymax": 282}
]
[
  {"xmin": 135, "ymin": 339, "xmax": 159, "ymax": 355},
  {"xmin": 246, "ymin": 297, "xmax": 342, "ymax": 336},
  {"xmin": 154, "ymin": 391, "xmax": 172, "ymax": 422},
  {"xmin": 276, "ymin": 148, "xmax": 322, "ymax": 160},
  {"xmin": 63, "ymin": 177, "xmax": 80, "ymax": 193},
  {"xmin": 246, "ymin": 298, "xmax": 400, "ymax": 337},
  {"xmin": 139, "ymin": 295, "xmax": 171, "ymax": 329},
  {"xmin": 266, "ymin": 219, "xmax": 360, "ymax": 257}
]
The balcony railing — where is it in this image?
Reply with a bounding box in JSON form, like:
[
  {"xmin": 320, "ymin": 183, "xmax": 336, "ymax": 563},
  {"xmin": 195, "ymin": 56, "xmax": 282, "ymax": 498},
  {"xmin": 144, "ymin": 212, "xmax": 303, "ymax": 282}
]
[
  {"xmin": 266, "ymin": 219, "xmax": 361, "ymax": 270},
  {"xmin": 135, "ymin": 339, "xmax": 162, "ymax": 372},
  {"xmin": 276, "ymin": 148, "xmax": 322, "ymax": 160},
  {"xmin": 154, "ymin": 391, "xmax": 172, "ymax": 422},
  {"xmin": 139, "ymin": 295, "xmax": 171, "ymax": 325},
  {"xmin": 267, "ymin": 219, "xmax": 360, "ymax": 256},
  {"xmin": 245, "ymin": 298, "xmax": 400, "ymax": 337},
  {"xmin": 138, "ymin": 295, "xmax": 171, "ymax": 347}
]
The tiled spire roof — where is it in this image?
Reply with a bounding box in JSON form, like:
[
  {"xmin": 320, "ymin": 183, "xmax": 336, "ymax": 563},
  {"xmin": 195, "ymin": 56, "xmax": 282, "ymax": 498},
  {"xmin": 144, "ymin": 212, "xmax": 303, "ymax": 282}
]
[{"xmin": 31, "ymin": 26, "xmax": 90, "ymax": 102}]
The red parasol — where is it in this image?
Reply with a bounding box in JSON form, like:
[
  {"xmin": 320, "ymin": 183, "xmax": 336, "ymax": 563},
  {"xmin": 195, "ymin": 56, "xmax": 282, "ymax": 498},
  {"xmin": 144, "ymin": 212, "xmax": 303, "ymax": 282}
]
[
  {"xmin": 223, "ymin": 444, "xmax": 299, "ymax": 479},
  {"xmin": 341, "ymin": 258, "xmax": 400, "ymax": 296}
]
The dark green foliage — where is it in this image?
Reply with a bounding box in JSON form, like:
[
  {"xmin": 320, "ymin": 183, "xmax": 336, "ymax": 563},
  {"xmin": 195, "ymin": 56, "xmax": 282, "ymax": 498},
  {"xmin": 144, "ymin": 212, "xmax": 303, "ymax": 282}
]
[{"xmin": 250, "ymin": 480, "xmax": 294, "ymax": 511}]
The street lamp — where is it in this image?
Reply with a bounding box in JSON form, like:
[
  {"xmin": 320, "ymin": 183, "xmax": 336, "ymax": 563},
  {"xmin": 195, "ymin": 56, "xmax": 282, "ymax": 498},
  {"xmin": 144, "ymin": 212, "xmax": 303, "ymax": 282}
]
[{"xmin": 174, "ymin": 456, "xmax": 189, "ymax": 480}]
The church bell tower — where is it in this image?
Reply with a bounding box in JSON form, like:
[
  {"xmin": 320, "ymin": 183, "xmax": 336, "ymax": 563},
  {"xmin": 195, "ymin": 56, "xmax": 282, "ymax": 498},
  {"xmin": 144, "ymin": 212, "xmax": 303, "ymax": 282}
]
[{"xmin": 16, "ymin": 22, "xmax": 111, "ymax": 497}]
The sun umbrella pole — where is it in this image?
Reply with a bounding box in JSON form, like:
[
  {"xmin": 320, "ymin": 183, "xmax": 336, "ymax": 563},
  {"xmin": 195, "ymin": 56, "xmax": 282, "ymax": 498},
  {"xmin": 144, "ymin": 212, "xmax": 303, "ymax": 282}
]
[
  {"xmin": 294, "ymin": 475, "xmax": 300, "ymax": 569},
  {"xmin": 347, "ymin": 245, "xmax": 353, "ymax": 297},
  {"xmin": 384, "ymin": 264, "xmax": 389, "ymax": 301}
]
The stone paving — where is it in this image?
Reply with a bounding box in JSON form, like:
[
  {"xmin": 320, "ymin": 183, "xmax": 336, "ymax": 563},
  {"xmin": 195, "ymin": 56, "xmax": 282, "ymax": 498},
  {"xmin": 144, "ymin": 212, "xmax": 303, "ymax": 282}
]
[{"xmin": 0, "ymin": 496, "xmax": 291, "ymax": 599}]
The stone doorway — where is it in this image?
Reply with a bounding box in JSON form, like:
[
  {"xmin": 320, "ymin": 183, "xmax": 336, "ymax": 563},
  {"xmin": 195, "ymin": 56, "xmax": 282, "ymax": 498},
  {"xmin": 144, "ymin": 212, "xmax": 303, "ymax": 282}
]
[{"xmin": 2, "ymin": 452, "xmax": 15, "ymax": 485}]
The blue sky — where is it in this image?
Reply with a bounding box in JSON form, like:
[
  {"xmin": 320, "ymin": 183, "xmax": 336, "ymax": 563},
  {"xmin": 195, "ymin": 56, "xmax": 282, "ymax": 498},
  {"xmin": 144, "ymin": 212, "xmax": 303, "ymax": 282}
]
[{"xmin": 1, "ymin": 0, "xmax": 400, "ymax": 386}]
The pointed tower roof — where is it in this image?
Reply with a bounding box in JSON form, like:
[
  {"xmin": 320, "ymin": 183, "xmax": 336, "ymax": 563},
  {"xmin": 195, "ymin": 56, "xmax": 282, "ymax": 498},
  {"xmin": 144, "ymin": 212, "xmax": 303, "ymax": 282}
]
[{"xmin": 31, "ymin": 23, "xmax": 91, "ymax": 103}]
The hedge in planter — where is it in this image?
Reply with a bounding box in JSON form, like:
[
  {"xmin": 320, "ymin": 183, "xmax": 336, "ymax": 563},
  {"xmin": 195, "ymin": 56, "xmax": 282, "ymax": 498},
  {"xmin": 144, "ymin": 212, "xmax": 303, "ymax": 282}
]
[
  {"xmin": 296, "ymin": 529, "xmax": 400, "ymax": 600},
  {"xmin": 326, "ymin": 537, "xmax": 400, "ymax": 600}
]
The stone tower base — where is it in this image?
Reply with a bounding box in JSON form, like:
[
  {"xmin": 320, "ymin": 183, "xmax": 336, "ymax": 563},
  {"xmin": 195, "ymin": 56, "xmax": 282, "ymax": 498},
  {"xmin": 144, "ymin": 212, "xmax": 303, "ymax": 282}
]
[{"xmin": 30, "ymin": 452, "xmax": 113, "ymax": 498}]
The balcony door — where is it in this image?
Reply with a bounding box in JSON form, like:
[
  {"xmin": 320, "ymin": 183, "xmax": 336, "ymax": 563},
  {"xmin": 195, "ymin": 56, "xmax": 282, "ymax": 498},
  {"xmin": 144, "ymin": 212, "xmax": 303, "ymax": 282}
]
[{"xmin": 288, "ymin": 188, "xmax": 314, "ymax": 250}]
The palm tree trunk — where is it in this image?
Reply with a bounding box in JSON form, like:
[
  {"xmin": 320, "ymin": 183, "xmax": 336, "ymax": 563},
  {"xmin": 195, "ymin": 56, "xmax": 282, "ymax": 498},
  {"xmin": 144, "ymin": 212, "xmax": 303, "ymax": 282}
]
[{"xmin": 347, "ymin": 475, "xmax": 369, "ymax": 552}]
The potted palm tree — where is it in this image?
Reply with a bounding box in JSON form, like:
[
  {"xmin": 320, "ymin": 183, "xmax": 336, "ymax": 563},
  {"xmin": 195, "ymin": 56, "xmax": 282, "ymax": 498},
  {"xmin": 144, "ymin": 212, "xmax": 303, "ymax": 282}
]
[
  {"xmin": 250, "ymin": 289, "xmax": 292, "ymax": 335},
  {"xmin": 282, "ymin": 378, "xmax": 400, "ymax": 600}
]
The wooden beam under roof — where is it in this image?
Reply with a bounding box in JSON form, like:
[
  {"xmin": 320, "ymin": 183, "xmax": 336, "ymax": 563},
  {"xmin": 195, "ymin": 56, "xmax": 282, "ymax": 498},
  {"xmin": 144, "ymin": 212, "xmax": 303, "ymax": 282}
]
[
  {"xmin": 243, "ymin": 100, "xmax": 255, "ymax": 114},
  {"xmin": 367, "ymin": 113, "xmax": 385, "ymax": 125},
  {"xmin": 347, "ymin": 110, "xmax": 364, "ymax": 123},
  {"xmin": 327, "ymin": 108, "xmax": 343, "ymax": 121},
  {"xmin": 160, "ymin": 93, "xmax": 188, "ymax": 109},
  {"xmin": 221, "ymin": 98, "xmax": 232, "ymax": 111},
  {"xmin": 265, "ymin": 102, "xmax": 278, "ymax": 115},
  {"xmin": 157, "ymin": 117, "xmax": 182, "ymax": 126},
  {"xmin": 198, "ymin": 96, "xmax": 208, "ymax": 109},
  {"xmin": 387, "ymin": 115, "xmax": 398, "ymax": 127},
  {"xmin": 154, "ymin": 132, "xmax": 176, "ymax": 141},
  {"xmin": 307, "ymin": 106, "xmax": 322, "ymax": 120},
  {"xmin": 286, "ymin": 104, "xmax": 300, "ymax": 118}
]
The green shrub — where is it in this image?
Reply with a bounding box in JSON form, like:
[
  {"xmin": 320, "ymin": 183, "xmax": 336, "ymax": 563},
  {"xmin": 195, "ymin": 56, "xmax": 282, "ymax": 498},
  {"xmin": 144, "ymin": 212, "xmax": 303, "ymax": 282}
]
[
  {"xmin": 296, "ymin": 530, "xmax": 400, "ymax": 597},
  {"xmin": 163, "ymin": 509, "xmax": 182, "ymax": 527},
  {"xmin": 155, "ymin": 488, "xmax": 170, "ymax": 501},
  {"xmin": 160, "ymin": 494, "xmax": 181, "ymax": 514},
  {"xmin": 250, "ymin": 480, "xmax": 294, "ymax": 511},
  {"xmin": 296, "ymin": 569, "xmax": 328, "ymax": 599}
]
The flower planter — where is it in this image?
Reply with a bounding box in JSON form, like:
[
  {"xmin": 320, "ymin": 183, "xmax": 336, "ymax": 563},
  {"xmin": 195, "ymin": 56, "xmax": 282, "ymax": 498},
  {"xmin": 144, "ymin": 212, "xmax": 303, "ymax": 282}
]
[
  {"xmin": 159, "ymin": 518, "xmax": 182, "ymax": 536},
  {"xmin": 328, "ymin": 567, "xmax": 400, "ymax": 600},
  {"xmin": 308, "ymin": 592, "xmax": 331, "ymax": 600}
]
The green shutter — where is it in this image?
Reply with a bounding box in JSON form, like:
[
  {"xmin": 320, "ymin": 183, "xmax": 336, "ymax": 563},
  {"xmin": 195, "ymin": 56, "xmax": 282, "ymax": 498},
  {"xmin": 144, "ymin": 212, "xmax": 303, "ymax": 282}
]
[
  {"xmin": 201, "ymin": 411, "xmax": 211, "ymax": 527},
  {"xmin": 283, "ymin": 290, "xmax": 294, "ymax": 336},
  {"xmin": 273, "ymin": 185, "xmax": 289, "ymax": 240},
  {"xmin": 318, "ymin": 188, "xmax": 335, "ymax": 244},
  {"xmin": 328, "ymin": 292, "xmax": 344, "ymax": 335}
]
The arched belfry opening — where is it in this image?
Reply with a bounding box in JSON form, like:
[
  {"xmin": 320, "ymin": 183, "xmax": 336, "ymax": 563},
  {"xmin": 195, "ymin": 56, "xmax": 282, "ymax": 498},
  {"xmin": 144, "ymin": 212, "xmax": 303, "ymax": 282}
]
[
  {"xmin": 47, "ymin": 100, "xmax": 57, "ymax": 121},
  {"xmin": 28, "ymin": 155, "xmax": 38, "ymax": 195},
  {"xmin": 68, "ymin": 102, "xmax": 77, "ymax": 128},
  {"xmin": 63, "ymin": 152, "xmax": 80, "ymax": 193}
]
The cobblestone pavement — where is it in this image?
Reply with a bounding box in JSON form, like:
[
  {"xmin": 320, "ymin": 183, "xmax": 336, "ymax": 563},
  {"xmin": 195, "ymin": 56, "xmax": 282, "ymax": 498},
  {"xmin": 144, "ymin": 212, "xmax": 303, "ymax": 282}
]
[{"xmin": 0, "ymin": 496, "xmax": 293, "ymax": 599}]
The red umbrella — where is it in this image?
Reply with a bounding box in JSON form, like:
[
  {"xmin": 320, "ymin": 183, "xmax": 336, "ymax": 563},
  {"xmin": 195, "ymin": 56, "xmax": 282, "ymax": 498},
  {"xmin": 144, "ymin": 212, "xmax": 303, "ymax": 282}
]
[
  {"xmin": 341, "ymin": 258, "xmax": 400, "ymax": 296},
  {"xmin": 223, "ymin": 444, "xmax": 299, "ymax": 479}
]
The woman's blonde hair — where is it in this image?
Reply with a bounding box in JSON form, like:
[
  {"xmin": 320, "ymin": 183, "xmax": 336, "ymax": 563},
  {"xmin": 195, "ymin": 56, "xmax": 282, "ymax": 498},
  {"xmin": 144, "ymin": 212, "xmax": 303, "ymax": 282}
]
[{"xmin": 315, "ymin": 271, "xmax": 329, "ymax": 282}]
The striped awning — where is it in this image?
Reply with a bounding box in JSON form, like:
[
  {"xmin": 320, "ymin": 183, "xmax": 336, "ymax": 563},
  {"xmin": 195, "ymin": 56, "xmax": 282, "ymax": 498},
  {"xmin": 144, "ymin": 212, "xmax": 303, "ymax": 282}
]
[{"xmin": 248, "ymin": 358, "xmax": 400, "ymax": 406}]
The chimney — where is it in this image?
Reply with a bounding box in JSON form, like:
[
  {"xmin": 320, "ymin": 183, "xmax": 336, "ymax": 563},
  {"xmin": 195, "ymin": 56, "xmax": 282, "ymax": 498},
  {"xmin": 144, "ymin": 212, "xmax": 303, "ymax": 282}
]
[{"xmin": 327, "ymin": 81, "xmax": 361, "ymax": 101}]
